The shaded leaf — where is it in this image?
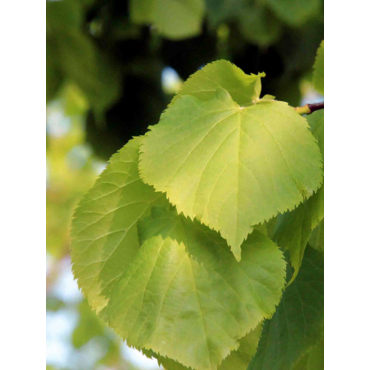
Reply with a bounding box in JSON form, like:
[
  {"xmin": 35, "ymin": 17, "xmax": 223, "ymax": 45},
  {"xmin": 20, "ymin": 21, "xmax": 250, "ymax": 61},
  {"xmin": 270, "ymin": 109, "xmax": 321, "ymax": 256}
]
[
  {"xmin": 248, "ymin": 246, "xmax": 324, "ymax": 370},
  {"xmin": 47, "ymin": 0, "xmax": 121, "ymax": 113},
  {"xmin": 237, "ymin": 6, "xmax": 282, "ymax": 47},
  {"xmin": 205, "ymin": 0, "xmax": 246, "ymax": 26},
  {"xmin": 293, "ymin": 337, "xmax": 324, "ymax": 370},
  {"xmin": 130, "ymin": 0, "xmax": 205, "ymax": 40},
  {"xmin": 218, "ymin": 323, "xmax": 263, "ymax": 370},
  {"xmin": 308, "ymin": 220, "xmax": 324, "ymax": 253},
  {"xmin": 265, "ymin": 0, "xmax": 321, "ymax": 26},
  {"xmin": 313, "ymin": 41, "xmax": 324, "ymax": 95}
]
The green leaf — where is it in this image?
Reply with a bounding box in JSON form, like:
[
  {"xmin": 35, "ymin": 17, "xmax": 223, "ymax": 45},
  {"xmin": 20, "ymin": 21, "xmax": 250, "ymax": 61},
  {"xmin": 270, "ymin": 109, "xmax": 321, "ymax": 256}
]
[
  {"xmin": 71, "ymin": 137, "xmax": 166, "ymax": 312},
  {"xmin": 47, "ymin": 0, "xmax": 121, "ymax": 113},
  {"xmin": 130, "ymin": 0, "xmax": 155, "ymax": 24},
  {"xmin": 265, "ymin": 0, "xmax": 321, "ymax": 26},
  {"xmin": 205, "ymin": 1, "xmax": 281, "ymax": 47},
  {"xmin": 293, "ymin": 338, "xmax": 324, "ymax": 370},
  {"xmin": 172, "ymin": 60, "xmax": 265, "ymax": 106},
  {"xmin": 143, "ymin": 349, "xmax": 190, "ymax": 370},
  {"xmin": 308, "ymin": 220, "xmax": 324, "ymax": 252},
  {"xmin": 143, "ymin": 323, "xmax": 263, "ymax": 370},
  {"xmin": 204, "ymin": 0, "xmax": 246, "ymax": 26},
  {"xmin": 140, "ymin": 66, "xmax": 323, "ymax": 260},
  {"xmin": 313, "ymin": 41, "xmax": 324, "ymax": 95},
  {"xmin": 237, "ymin": 6, "xmax": 282, "ymax": 47},
  {"xmin": 103, "ymin": 206, "xmax": 285, "ymax": 370},
  {"xmin": 308, "ymin": 110, "xmax": 324, "ymax": 155},
  {"xmin": 274, "ymin": 110, "xmax": 324, "ymax": 280},
  {"xmin": 71, "ymin": 137, "xmax": 285, "ymax": 370},
  {"xmin": 248, "ymin": 246, "xmax": 324, "ymax": 370},
  {"xmin": 130, "ymin": 0, "xmax": 205, "ymax": 40},
  {"xmin": 218, "ymin": 323, "xmax": 263, "ymax": 370},
  {"xmin": 274, "ymin": 186, "xmax": 323, "ymax": 281}
]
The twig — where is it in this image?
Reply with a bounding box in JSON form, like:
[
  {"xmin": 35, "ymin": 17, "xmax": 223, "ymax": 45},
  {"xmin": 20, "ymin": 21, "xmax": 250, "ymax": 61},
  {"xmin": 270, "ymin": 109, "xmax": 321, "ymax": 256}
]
[{"xmin": 295, "ymin": 102, "xmax": 324, "ymax": 115}]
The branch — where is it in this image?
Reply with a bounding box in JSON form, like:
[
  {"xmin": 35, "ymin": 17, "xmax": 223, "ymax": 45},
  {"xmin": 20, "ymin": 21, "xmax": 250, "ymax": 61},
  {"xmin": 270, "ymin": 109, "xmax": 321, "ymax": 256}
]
[{"xmin": 295, "ymin": 102, "xmax": 324, "ymax": 115}]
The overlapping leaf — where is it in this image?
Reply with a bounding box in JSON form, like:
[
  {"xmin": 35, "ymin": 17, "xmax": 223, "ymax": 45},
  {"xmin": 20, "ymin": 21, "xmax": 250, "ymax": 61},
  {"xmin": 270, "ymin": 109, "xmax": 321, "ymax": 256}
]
[
  {"xmin": 313, "ymin": 41, "xmax": 324, "ymax": 95},
  {"xmin": 274, "ymin": 110, "xmax": 324, "ymax": 280},
  {"xmin": 140, "ymin": 62, "xmax": 323, "ymax": 260},
  {"xmin": 71, "ymin": 137, "xmax": 166, "ymax": 312},
  {"xmin": 102, "ymin": 207, "xmax": 285, "ymax": 370},
  {"xmin": 218, "ymin": 324, "xmax": 263, "ymax": 370},
  {"xmin": 172, "ymin": 60, "xmax": 265, "ymax": 106},
  {"xmin": 248, "ymin": 246, "xmax": 324, "ymax": 370},
  {"xmin": 309, "ymin": 220, "xmax": 324, "ymax": 252},
  {"xmin": 237, "ymin": 6, "xmax": 282, "ymax": 47},
  {"xmin": 204, "ymin": 0, "xmax": 246, "ymax": 25},
  {"xmin": 293, "ymin": 338, "xmax": 324, "ymax": 370},
  {"xmin": 46, "ymin": 0, "xmax": 121, "ymax": 112},
  {"xmin": 72, "ymin": 137, "xmax": 286, "ymax": 370},
  {"xmin": 130, "ymin": 0, "xmax": 205, "ymax": 40},
  {"xmin": 143, "ymin": 323, "xmax": 262, "ymax": 370},
  {"xmin": 265, "ymin": 0, "xmax": 321, "ymax": 26}
]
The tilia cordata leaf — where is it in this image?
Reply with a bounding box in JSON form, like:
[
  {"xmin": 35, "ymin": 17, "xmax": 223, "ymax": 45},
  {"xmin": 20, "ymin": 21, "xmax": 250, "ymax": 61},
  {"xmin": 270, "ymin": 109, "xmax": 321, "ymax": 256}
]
[
  {"xmin": 139, "ymin": 61, "xmax": 323, "ymax": 260},
  {"xmin": 142, "ymin": 322, "xmax": 263, "ymax": 370},
  {"xmin": 71, "ymin": 138, "xmax": 167, "ymax": 312},
  {"xmin": 71, "ymin": 137, "xmax": 286, "ymax": 370},
  {"xmin": 249, "ymin": 246, "xmax": 324, "ymax": 370},
  {"xmin": 274, "ymin": 110, "xmax": 324, "ymax": 281}
]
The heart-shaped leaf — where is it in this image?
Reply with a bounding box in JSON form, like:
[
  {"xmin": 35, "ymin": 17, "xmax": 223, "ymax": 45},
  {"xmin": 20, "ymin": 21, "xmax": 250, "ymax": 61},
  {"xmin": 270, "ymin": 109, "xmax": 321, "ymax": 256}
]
[{"xmin": 140, "ymin": 69, "xmax": 323, "ymax": 260}]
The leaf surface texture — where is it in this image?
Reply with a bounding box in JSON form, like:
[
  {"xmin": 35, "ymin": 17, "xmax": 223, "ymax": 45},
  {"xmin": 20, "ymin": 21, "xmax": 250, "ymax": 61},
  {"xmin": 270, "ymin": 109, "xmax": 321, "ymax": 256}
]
[
  {"xmin": 71, "ymin": 138, "xmax": 166, "ymax": 312},
  {"xmin": 140, "ymin": 65, "xmax": 323, "ymax": 260},
  {"xmin": 72, "ymin": 138, "xmax": 286, "ymax": 370},
  {"xmin": 103, "ymin": 207, "xmax": 286, "ymax": 369}
]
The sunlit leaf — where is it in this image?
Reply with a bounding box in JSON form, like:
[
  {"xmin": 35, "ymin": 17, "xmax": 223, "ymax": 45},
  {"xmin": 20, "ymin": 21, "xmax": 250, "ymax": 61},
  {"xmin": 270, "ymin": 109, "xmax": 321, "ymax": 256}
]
[
  {"xmin": 140, "ymin": 63, "xmax": 323, "ymax": 260},
  {"xmin": 143, "ymin": 323, "xmax": 262, "ymax": 370},
  {"xmin": 71, "ymin": 137, "xmax": 166, "ymax": 312},
  {"xmin": 172, "ymin": 60, "xmax": 265, "ymax": 106},
  {"xmin": 102, "ymin": 206, "xmax": 285, "ymax": 370}
]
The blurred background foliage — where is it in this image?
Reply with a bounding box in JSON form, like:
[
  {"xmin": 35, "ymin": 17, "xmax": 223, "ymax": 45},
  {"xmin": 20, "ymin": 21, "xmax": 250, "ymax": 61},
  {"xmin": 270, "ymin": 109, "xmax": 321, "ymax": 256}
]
[{"xmin": 46, "ymin": 0, "xmax": 323, "ymax": 368}]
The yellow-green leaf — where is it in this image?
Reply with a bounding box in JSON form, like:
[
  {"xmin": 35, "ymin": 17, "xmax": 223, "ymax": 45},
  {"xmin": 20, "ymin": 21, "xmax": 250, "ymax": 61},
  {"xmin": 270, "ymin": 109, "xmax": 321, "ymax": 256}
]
[
  {"xmin": 71, "ymin": 137, "xmax": 166, "ymax": 312},
  {"xmin": 103, "ymin": 206, "xmax": 285, "ymax": 370},
  {"xmin": 140, "ymin": 64, "xmax": 323, "ymax": 260}
]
